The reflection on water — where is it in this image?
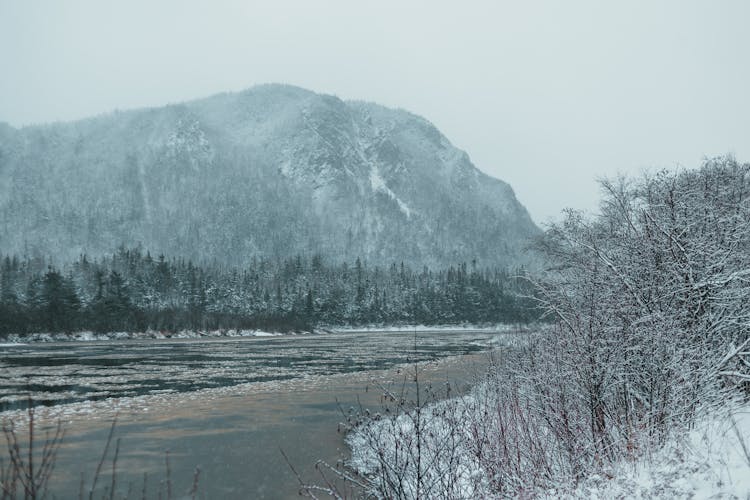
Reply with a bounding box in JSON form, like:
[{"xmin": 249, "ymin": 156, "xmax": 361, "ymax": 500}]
[{"xmin": 0, "ymin": 330, "xmax": 507, "ymax": 499}]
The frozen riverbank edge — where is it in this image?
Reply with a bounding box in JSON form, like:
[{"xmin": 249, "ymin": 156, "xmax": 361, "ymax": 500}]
[
  {"xmin": 0, "ymin": 323, "xmax": 529, "ymax": 344},
  {"xmin": 342, "ymin": 331, "xmax": 750, "ymax": 498},
  {"xmin": 347, "ymin": 388, "xmax": 750, "ymax": 499}
]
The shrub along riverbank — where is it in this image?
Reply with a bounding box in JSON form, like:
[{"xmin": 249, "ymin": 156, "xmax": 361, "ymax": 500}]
[{"xmin": 325, "ymin": 156, "xmax": 750, "ymax": 498}]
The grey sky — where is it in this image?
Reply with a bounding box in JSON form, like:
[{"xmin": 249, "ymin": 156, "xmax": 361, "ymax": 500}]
[{"xmin": 1, "ymin": 0, "xmax": 749, "ymax": 224}]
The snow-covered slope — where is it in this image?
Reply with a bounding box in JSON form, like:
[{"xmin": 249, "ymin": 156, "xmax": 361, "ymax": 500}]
[
  {"xmin": 0, "ymin": 84, "xmax": 538, "ymax": 266},
  {"xmin": 560, "ymin": 404, "xmax": 750, "ymax": 499}
]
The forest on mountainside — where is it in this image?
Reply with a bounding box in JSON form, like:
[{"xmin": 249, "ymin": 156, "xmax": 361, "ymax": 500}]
[
  {"xmin": 0, "ymin": 85, "xmax": 539, "ymax": 269},
  {"xmin": 0, "ymin": 249, "xmax": 539, "ymax": 337}
]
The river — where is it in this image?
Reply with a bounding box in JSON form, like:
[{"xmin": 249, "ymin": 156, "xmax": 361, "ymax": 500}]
[{"xmin": 0, "ymin": 329, "xmax": 508, "ymax": 498}]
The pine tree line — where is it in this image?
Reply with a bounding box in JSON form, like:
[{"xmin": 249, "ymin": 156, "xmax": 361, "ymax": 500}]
[{"xmin": 0, "ymin": 248, "xmax": 540, "ymax": 336}]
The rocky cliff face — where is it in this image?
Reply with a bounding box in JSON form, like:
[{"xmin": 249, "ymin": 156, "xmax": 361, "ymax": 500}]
[{"xmin": 0, "ymin": 84, "xmax": 538, "ymax": 267}]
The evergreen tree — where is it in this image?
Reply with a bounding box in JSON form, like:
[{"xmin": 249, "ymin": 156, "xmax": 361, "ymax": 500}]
[
  {"xmin": 40, "ymin": 268, "xmax": 80, "ymax": 333},
  {"xmin": 0, "ymin": 249, "xmax": 541, "ymax": 338}
]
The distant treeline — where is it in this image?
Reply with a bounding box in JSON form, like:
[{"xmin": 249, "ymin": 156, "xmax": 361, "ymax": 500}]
[{"xmin": 0, "ymin": 248, "xmax": 540, "ymax": 336}]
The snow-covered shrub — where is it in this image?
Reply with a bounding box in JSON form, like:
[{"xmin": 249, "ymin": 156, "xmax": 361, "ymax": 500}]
[
  {"xmin": 341, "ymin": 364, "xmax": 486, "ymax": 499},
  {"xmin": 337, "ymin": 157, "xmax": 750, "ymax": 498},
  {"xmin": 343, "ymin": 336, "xmax": 750, "ymax": 499},
  {"xmin": 532, "ymin": 156, "xmax": 750, "ymax": 444}
]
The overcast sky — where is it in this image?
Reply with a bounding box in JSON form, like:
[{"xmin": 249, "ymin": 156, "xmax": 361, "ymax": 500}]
[{"xmin": 1, "ymin": 0, "xmax": 749, "ymax": 224}]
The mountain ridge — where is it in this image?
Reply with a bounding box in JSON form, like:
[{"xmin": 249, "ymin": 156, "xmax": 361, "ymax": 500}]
[{"xmin": 0, "ymin": 84, "xmax": 538, "ymax": 267}]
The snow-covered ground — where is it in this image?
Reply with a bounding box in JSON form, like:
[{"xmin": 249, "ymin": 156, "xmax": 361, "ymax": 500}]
[
  {"xmin": 559, "ymin": 403, "xmax": 750, "ymax": 499},
  {"xmin": 0, "ymin": 324, "xmax": 531, "ymax": 343},
  {"xmin": 0, "ymin": 328, "xmax": 288, "ymax": 343},
  {"xmin": 346, "ymin": 383, "xmax": 750, "ymax": 499},
  {"xmin": 330, "ymin": 323, "xmax": 532, "ymax": 334}
]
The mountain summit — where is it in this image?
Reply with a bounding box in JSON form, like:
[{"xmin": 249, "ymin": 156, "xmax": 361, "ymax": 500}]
[{"xmin": 0, "ymin": 84, "xmax": 538, "ymax": 266}]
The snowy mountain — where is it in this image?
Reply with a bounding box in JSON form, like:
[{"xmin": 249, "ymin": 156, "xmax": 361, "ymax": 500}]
[{"xmin": 0, "ymin": 84, "xmax": 538, "ymax": 267}]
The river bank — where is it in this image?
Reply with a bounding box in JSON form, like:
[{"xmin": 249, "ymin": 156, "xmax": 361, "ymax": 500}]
[{"xmin": 0, "ymin": 323, "xmax": 529, "ymax": 344}]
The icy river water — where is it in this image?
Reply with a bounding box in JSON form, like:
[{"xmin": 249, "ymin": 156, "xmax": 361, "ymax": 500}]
[{"xmin": 0, "ymin": 329, "xmax": 507, "ymax": 499}]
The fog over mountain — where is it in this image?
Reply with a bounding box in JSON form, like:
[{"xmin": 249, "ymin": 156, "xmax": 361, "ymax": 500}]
[{"xmin": 0, "ymin": 84, "xmax": 538, "ymax": 267}]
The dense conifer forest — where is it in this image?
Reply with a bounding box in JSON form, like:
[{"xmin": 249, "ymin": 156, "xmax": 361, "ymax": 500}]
[{"xmin": 0, "ymin": 248, "xmax": 539, "ymax": 337}]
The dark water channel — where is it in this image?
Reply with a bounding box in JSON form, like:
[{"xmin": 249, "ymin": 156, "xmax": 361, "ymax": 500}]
[{"xmin": 0, "ymin": 330, "xmax": 506, "ymax": 498}]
